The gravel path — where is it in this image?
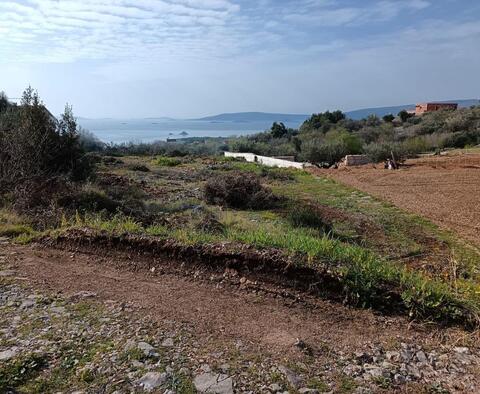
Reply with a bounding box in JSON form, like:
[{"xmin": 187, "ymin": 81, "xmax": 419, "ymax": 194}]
[{"xmin": 1, "ymin": 239, "xmax": 480, "ymax": 393}]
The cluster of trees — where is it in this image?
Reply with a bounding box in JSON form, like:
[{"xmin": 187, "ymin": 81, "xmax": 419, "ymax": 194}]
[
  {"xmin": 229, "ymin": 106, "xmax": 480, "ymax": 165},
  {"xmin": 0, "ymin": 87, "xmax": 91, "ymax": 208}
]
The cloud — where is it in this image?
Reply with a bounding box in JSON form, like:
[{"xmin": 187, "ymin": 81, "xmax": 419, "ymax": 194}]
[{"xmin": 0, "ymin": 0, "xmax": 242, "ymax": 63}]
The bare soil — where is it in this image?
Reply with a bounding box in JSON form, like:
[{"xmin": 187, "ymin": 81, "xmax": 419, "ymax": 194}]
[
  {"xmin": 314, "ymin": 152, "xmax": 480, "ymax": 246},
  {"xmin": 4, "ymin": 240, "xmax": 480, "ymax": 392}
]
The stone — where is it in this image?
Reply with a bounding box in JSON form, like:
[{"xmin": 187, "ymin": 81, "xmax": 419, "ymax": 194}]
[
  {"xmin": 138, "ymin": 342, "xmax": 155, "ymax": 357},
  {"xmin": 393, "ymin": 373, "xmax": 406, "ymax": 384},
  {"xmin": 137, "ymin": 372, "xmax": 168, "ymax": 391},
  {"xmin": 454, "ymin": 347, "xmax": 470, "ymax": 355},
  {"xmin": 343, "ymin": 364, "xmax": 363, "ymax": 377},
  {"xmin": 416, "ymin": 351, "xmax": 427, "ymax": 363},
  {"xmin": 20, "ymin": 299, "xmax": 36, "ymax": 309},
  {"xmin": 0, "ymin": 348, "xmax": 18, "ymax": 361},
  {"xmin": 161, "ymin": 338, "xmax": 174, "ymax": 347},
  {"xmin": 277, "ymin": 366, "xmax": 303, "ymax": 388},
  {"xmin": 72, "ymin": 291, "xmax": 97, "ymax": 300},
  {"xmin": 407, "ymin": 365, "xmax": 421, "ymax": 380},
  {"xmin": 363, "ymin": 365, "xmax": 386, "ymax": 379},
  {"xmin": 269, "ymin": 383, "xmax": 282, "ymax": 392},
  {"xmin": 299, "ymin": 388, "xmax": 319, "ymax": 394},
  {"xmin": 354, "ymin": 351, "xmax": 373, "ymax": 364},
  {"xmin": 385, "ymin": 351, "xmax": 400, "ymax": 362},
  {"xmin": 193, "ymin": 372, "xmax": 233, "ymax": 394}
]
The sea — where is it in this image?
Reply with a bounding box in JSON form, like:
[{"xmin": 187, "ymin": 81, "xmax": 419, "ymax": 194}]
[{"xmin": 77, "ymin": 118, "xmax": 304, "ymax": 144}]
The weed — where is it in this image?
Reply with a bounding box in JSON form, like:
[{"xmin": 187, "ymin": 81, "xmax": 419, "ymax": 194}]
[
  {"xmin": 336, "ymin": 375, "xmax": 357, "ymax": 393},
  {"xmin": 154, "ymin": 156, "xmax": 182, "ymax": 167},
  {"xmin": 0, "ymin": 353, "xmax": 48, "ymax": 391},
  {"xmin": 0, "ymin": 223, "xmax": 34, "ymax": 237},
  {"xmin": 307, "ymin": 377, "xmax": 330, "ymax": 392},
  {"xmin": 286, "ymin": 204, "xmax": 332, "ymax": 233}
]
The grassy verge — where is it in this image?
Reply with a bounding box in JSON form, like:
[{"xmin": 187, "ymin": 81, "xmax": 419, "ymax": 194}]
[
  {"xmin": 2, "ymin": 159, "xmax": 480, "ymax": 327},
  {"xmin": 13, "ymin": 209, "xmax": 476, "ymax": 327}
]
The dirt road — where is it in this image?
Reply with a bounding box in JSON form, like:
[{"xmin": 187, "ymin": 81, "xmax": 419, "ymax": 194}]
[
  {"xmin": 3, "ymin": 242, "xmax": 480, "ymax": 392},
  {"xmin": 318, "ymin": 152, "xmax": 480, "ymax": 246}
]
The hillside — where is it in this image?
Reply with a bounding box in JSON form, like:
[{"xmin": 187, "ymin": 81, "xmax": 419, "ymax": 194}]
[
  {"xmin": 194, "ymin": 112, "xmax": 310, "ymax": 123},
  {"xmin": 346, "ymin": 99, "xmax": 479, "ymax": 120}
]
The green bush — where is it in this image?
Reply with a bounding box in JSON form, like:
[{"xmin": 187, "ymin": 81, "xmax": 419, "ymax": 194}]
[
  {"xmin": 286, "ymin": 204, "xmax": 332, "ymax": 233},
  {"xmin": 154, "ymin": 156, "xmax": 182, "ymax": 167}
]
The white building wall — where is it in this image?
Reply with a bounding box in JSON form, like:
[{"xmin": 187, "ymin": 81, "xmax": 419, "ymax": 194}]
[{"xmin": 224, "ymin": 152, "xmax": 307, "ymax": 169}]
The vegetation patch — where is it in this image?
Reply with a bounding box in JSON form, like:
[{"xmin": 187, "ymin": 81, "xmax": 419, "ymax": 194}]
[
  {"xmin": 204, "ymin": 171, "xmax": 278, "ymax": 210},
  {"xmin": 154, "ymin": 156, "xmax": 182, "ymax": 167},
  {"xmin": 0, "ymin": 353, "xmax": 48, "ymax": 392}
]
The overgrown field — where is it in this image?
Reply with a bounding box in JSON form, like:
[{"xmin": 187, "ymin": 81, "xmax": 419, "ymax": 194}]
[{"xmin": 2, "ymin": 155, "xmax": 480, "ymax": 327}]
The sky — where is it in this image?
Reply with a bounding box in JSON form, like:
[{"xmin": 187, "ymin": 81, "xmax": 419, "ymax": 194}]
[{"xmin": 1, "ymin": 0, "xmax": 480, "ymax": 118}]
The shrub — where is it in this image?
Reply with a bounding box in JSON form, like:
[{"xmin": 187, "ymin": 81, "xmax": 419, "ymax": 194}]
[
  {"xmin": 204, "ymin": 172, "xmax": 277, "ymax": 209},
  {"xmin": 286, "ymin": 204, "xmax": 332, "ymax": 233},
  {"xmin": 130, "ymin": 164, "xmax": 150, "ymax": 172},
  {"xmin": 364, "ymin": 142, "xmax": 408, "ymax": 163},
  {"xmin": 0, "ymin": 87, "xmax": 92, "ymax": 203},
  {"xmin": 58, "ymin": 189, "xmax": 120, "ymax": 214},
  {"xmin": 154, "ymin": 156, "xmax": 182, "ymax": 167}
]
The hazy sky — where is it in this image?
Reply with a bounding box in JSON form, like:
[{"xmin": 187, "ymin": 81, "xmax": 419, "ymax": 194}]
[{"xmin": 1, "ymin": 0, "xmax": 480, "ymax": 118}]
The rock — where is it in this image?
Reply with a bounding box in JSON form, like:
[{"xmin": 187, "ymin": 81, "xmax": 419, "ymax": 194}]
[
  {"xmin": 299, "ymin": 388, "xmax": 319, "ymax": 394},
  {"xmin": 385, "ymin": 351, "xmax": 400, "ymax": 362},
  {"xmin": 393, "ymin": 373, "xmax": 406, "ymax": 384},
  {"xmin": 354, "ymin": 351, "xmax": 373, "ymax": 364},
  {"xmin": 138, "ymin": 342, "xmax": 155, "ymax": 357},
  {"xmin": 193, "ymin": 372, "xmax": 233, "ymax": 394},
  {"xmin": 454, "ymin": 347, "xmax": 470, "ymax": 355},
  {"xmin": 416, "ymin": 351, "xmax": 427, "ymax": 363},
  {"xmin": 71, "ymin": 291, "xmax": 97, "ymax": 300},
  {"xmin": 50, "ymin": 306, "xmax": 67, "ymax": 315},
  {"xmin": 137, "ymin": 372, "xmax": 168, "ymax": 391},
  {"xmin": 124, "ymin": 339, "xmax": 136, "ymax": 351},
  {"xmin": 363, "ymin": 365, "xmax": 387, "ymax": 379},
  {"xmin": 407, "ymin": 365, "xmax": 421, "ymax": 380},
  {"xmin": 161, "ymin": 338, "xmax": 174, "ymax": 347},
  {"xmin": 343, "ymin": 364, "xmax": 363, "ymax": 377},
  {"xmin": 0, "ymin": 348, "xmax": 18, "ymax": 361},
  {"xmin": 0, "ymin": 270, "xmax": 15, "ymax": 277},
  {"xmin": 269, "ymin": 383, "xmax": 282, "ymax": 392},
  {"xmin": 20, "ymin": 299, "xmax": 36, "ymax": 309},
  {"xmin": 277, "ymin": 366, "xmax": 303, "ymax": 388}
]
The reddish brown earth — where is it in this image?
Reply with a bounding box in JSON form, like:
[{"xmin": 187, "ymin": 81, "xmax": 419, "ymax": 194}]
[
  {"xmin": 314, "ymin": 152, "xmax": 480, "ymax": 246},
  {"xmin": 7, "ymin": 243, "xmax": 414, "ymax": 355},
  {"xmin": 4, "ymin": 242, "xmax": 480, "ymax": 393}
]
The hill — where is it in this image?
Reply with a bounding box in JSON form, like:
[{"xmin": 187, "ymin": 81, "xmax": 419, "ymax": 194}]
[
  {"xmin": 194, "ymin": 112, "xmax": 309, "ymax": 123},
  {"xmin": 345, "ymin": 99, "xmax": 479, "ymax": 120}
]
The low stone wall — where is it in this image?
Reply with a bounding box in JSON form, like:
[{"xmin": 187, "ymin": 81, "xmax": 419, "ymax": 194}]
[
  {"xmin": 342, "ymin": 155, "xmax": 371, "ymax": 166},
  {"xmin": 224, "ymin": 152, "xmax": 307, "ymax": 169}
]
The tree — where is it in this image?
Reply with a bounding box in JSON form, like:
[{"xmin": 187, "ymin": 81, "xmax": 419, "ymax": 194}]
[
  {"xmin": 0, "ymin": 91, "xmax": 9, "ymax": 113},
  {"xmin": 300, "ymin": 110, "xmax": 346, "ymax": 133},
  {"xmin": 398, "ymin": 110, "xmax": 414, "ymax": 122},
  {"xmin": 270, "ymin": 122, "xmax": 288, "ymax": 138},
  {"xmin": 0, "ymin": 86, "xmax": 91, "ymax": 199},
  {"xmin": 382, "ymin": 114, "xmax": 395, "ymax": 123}
]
